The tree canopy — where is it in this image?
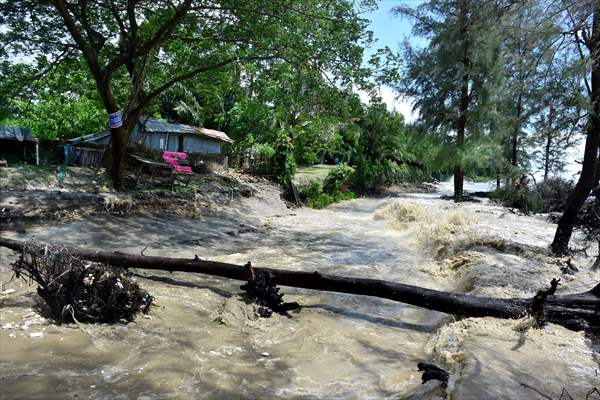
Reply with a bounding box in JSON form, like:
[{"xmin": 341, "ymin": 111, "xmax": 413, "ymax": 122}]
[{"xmin": 1, "ymin": 0, "xmax": 375, "ymax": 186}]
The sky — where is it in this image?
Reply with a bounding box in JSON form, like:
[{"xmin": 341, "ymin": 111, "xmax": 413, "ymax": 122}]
[{"xmin": 357, "ymin": 0, "xmax": 424, "ymax": 123}]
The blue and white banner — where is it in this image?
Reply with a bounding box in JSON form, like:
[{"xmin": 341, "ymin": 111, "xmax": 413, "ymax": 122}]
[{"xmin": 108, "ymin": 111, "xmax": 123, "ymax": 128}]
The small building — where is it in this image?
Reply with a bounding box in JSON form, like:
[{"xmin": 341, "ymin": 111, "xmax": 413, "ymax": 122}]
[
  {"xmin": 66, "ymin": 116, "xmax": 233, "ymax": 167},
  {"xmin": 0, "ymin": 126, "xmax": 39, "ymax": 165}
]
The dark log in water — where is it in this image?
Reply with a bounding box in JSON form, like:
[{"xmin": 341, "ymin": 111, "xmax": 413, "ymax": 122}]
[{"xmin": 1, "ymin": 237, "xmax": 598, "ymax": 333}]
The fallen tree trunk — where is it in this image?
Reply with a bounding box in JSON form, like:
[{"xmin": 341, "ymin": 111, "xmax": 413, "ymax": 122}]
[{"xmin": 1, "ymin": 237, "xmax": 598, "ymax": 333}]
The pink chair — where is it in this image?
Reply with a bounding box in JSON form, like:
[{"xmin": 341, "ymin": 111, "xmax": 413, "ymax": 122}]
[
  {"xmin": 162, "ymin": 151, "xmax": 192, "ymax": 173},
  {"xmin": 162, "ymin": 151, "xmax": 192, "ymax": 190}
]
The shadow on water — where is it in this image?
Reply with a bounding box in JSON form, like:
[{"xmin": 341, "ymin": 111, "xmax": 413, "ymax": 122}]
[
  {"xmin": 302, "ymin": 303, "xmax": 439, "ymax": 333},
  {"xmin": 133, "ymin": 272, "xmax": 235, "ymax": 298}
]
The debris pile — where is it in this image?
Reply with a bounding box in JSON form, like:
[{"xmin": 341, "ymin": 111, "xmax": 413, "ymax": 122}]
[
  {"xmin": 12, "ymin": 242, "xmax": 152, "ymax": 324},
  {"xmin": 240, "ymin": 264, "xmax": 299, "ymax": 317}
]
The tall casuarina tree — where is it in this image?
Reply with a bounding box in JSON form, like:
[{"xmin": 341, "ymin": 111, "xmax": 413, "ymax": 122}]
[
  {"xmin": 393, "ymin": 0, "xmax": 507, "ymax": 199},
  {"xmin": 551, "ymin": 0, "xmax": 600, "ymax": 255}
]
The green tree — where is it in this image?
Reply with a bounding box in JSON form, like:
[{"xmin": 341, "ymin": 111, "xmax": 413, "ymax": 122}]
[
  {"xmin": 550, "ymin": 0, "xmax": 600, "ymax": 254},
  {"xmin": 3, "ymin": 57, "xmax": 106, "ymax": 139},
  {"xmin": 530, "ymin": 55, "xmax": 585, "ymax": 180},
  {"xmin": 158, "ymin": 55, "xmax": 369, "ymax": 179},
  {"xmin": 496, "ymin": 2, "xmax": 553, "ymax": 177},
  {"xmin": 1, "ymin": 0, "xmax": 372, "ymax": 188},
  {"xmin": 394, "ymin": 0, "xmax": 508, "ymax": 199}
]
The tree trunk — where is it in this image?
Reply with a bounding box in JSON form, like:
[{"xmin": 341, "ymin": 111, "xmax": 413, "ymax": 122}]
[
  {"xmin": 453, "ymin": 164, "xmax": 464, "ymax": 199},
  {"xmin": 93, "ymin": 76, "xmax": 133, "ymax": 190},
  {"xmin": 552, "ymin": 129, "xmax": 600, "ymax": 255},
  {"xmin": 544, "ymin": 132, "xmax": 551, "ymax": 181},
  {"xmin": 1, "ymin": 238, "xmax": 597, "ymax": 333},
  {"xmin": 454, "ymin": 0, "xmax": 469, "ymax": 200},
  {"xmin": 511, "ymin": 93, "xmax": 522, "ymax": 168},
  {"xmin": 110, "ymin": 125, "xmax": 129, "ymax": 189},
  {"xmin": 551, "ymin": 3, "xmax": 600, "ymax": 255},
  {"xmin": 595, "ymin": 150, "xmax": 600, "ymax": 188},
  {"xmin": 109, "ymin": 109, "xmax": 144, "ymax": 190},
  {"xmin": 455, "ymin": 64, "xmax": 468, "ymax": 199},
  {"xmin": 454, "ymin": 78, "xmax": 467, "ymax": 199}
]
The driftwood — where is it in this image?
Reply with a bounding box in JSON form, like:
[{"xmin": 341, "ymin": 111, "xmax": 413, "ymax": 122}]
[
  {"xmin": 0, "ymin": 238, "xmax": 598, "ymax": 333},
  {"xmin": 531, "ymin": 278, "xmax": 560, "ymax": 326}
]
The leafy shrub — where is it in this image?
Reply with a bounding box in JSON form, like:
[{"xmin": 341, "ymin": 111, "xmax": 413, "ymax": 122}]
[
  {"xmin": 534, "ymin": 179, "xmax": 574, "ymax": 212},
  {"xmin": 254, "ymin": 143, "xmax": 276, "ymax": 158},
  {"xmin": 307, "ymin": 191, "xmax": 356, "ymax": 209},
  {"xmin": 492, "ymin": 178, "xmax": 574, "ymax": 214},
  {"xmin": 492, "ymin": 186, "xmax": 540, "ymax": 213},
  {"xmin": 300, "ymin": 179, "xmax": 356, "ymax": 209},
  {"xmin": 323, "ymin": 163, "xmax": 355, "ymax": 193},
  {"xmin": 301, "ymin": 181, "xmax": 324, "ymax": 200},
  {"xmin": 352, "ymin": 159, "xmax": 428, "ymax": 193}
]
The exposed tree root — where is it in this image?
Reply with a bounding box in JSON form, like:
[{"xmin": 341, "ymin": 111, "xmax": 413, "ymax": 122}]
[
  {"xmin": 417, "ymin": 362, "xmax": 449, "ymax": 388},
  {"xmin": 11, "ymin": 242, "xmax": 152, "ymax": 323},
  {"xmin": 240, "ymin": 262, "xmax": 299, "ymax": 317}
]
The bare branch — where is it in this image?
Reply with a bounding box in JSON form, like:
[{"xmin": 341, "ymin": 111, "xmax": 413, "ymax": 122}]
[
  {"xmin": 104, "ymin": 0, "xmax": 193, "ymax": 76},
  {"xmin": 52, "ymin": 0, "xmax": 102, "ymax": 78}
]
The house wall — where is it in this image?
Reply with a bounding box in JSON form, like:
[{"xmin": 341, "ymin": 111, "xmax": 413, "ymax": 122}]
[
  {"xmin": 136, "ymin": 131, "xmax": 168, "ymax": 151},
  {"xmin": 65, "ymin": 145, "xmax": 104, "ymax": 168},
  {"xmin": 183, "ymin": 136, "xmax": 222, "ymax": 154},
  {"xmin": 76, "ymin": 126, "xmax": 225, "ymax": 155},
  {"xmin": 167, "ymin": 134, "xmax": 179, "ymax": 151}
]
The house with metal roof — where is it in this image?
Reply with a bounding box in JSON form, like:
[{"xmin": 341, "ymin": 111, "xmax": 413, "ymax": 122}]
[
  {"xmin": 0, "ymin": 126, "xmax": 39, "ymax": 165},
  {"xmin": 66, "ymin": 116, "xmax": 233, "ymax": 167}
]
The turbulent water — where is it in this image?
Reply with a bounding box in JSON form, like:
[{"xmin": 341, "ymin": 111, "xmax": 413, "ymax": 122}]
[{"xmin": 1, "ymin": 185, "xmax": 598, "ymax": 399}]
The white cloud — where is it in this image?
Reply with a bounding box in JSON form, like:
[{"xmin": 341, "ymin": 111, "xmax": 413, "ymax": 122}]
[{"xmin": 354, "ymin": 85, "xmax": 419, "ymax": 123}]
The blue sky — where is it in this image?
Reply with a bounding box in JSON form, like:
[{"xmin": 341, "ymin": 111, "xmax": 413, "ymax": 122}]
[
  {"xmin": 357, "ymin": 1, "xmax": 425, "ymax": 122},
  {"xmin": 362, "ymin": 1, "xmax": 424, "ymax": 59}
]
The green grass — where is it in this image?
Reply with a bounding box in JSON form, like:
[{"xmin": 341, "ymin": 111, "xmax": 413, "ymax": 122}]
[
  {"xmin": 307, "ymin": 191, "xmax": 356, "ymax": 209},
  {"xmin": 293, "ymin": 164, "xmax": 336, "ymax": 186}
]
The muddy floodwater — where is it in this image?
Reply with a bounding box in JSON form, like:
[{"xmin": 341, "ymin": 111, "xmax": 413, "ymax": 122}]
[{"xmin": 1, "ymin": 186, "xmax": 598, "ymax": 399}]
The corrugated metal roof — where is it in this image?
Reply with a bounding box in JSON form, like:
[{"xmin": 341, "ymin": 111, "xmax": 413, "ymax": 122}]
[
  {"xmin": 140, "ymin": 116, "xmax": 197, "ymax": 135},
  {"xmin": 69, "ymin": 117, "xmax": 233, "ymax": 145},
  {"xmin": 0, "ymin": 126, "xmax": 37, "ymax": 142},
  {"xmin": 140, "ymin": 117, "xmax": 232, "ymax": 143},
  {"xmin": 195, "ymin": 127, "xmax": 233, "ymax": 143},
  {"xmin": 66, "ymin": 129, "xmax": 110, "ymax": 144}
]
